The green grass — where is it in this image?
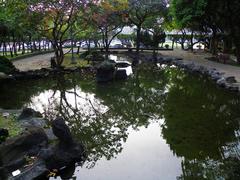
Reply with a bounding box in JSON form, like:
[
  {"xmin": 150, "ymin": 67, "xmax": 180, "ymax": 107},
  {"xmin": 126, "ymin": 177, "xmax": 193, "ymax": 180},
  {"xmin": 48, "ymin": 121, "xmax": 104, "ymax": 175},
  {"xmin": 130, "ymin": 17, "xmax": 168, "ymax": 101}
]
[
  {"xmin": 4, "ymin": 51, "xmax": 32, "ymax": 59},
  {"xmin": 63, "ymin": 53, "xmax": 89, "ymax": 68},
  {"xmin": 0, "ymin": 114, "xmax": 22, "ymax": 137}
]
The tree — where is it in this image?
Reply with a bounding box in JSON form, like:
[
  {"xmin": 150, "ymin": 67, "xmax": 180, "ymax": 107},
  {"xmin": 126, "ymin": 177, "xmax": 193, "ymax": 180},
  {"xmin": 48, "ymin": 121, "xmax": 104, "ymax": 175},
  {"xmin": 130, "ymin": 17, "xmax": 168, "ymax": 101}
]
[
  {"xmin": 27, "ymin": 0, "xmax": 94, "ymax": 68},
  {"xmin": 169, "ymin": 0, "xmax": 207, "ymax": 51},
  {"xmin": 88, "ymin": 0, "xmax": 128, "ymax": 52},
  {"xmin": 128, "ymin": 0, "xmax": 168, "ymax": 53}
]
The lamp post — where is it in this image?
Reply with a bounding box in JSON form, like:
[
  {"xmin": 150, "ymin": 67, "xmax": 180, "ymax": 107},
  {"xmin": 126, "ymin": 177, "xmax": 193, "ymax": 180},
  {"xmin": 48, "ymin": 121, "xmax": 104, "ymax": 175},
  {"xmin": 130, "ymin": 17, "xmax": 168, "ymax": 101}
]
[{"xmin": 71, "ymin": 23, "xmax": 76, "ymax": 64}]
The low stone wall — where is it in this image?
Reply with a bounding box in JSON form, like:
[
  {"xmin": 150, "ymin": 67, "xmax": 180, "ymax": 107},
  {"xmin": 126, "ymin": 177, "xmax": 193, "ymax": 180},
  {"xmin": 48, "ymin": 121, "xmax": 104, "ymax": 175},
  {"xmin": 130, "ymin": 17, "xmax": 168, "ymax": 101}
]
[
  {"xmin": 155, "ymin": 56, "xmax": 240, "ymax": 93},
  {"xmin": 0, "ymin": 66, "xmax": 96, "ymax": 83}
]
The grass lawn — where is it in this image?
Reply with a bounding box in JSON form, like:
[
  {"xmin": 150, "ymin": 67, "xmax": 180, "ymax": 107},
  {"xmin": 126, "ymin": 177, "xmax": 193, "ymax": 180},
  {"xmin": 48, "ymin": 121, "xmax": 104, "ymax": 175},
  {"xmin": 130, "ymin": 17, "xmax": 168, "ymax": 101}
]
[
  {"xmin": 0, "ymin": 114, "xmax": 22, "ymax": 138},
  {"xmin": 63, "ymin": 53, "xmax": 89, "ymax": 68},
  {"xmin": 3, "ymin": 51, "xmax": 32, "ymax": 59}
]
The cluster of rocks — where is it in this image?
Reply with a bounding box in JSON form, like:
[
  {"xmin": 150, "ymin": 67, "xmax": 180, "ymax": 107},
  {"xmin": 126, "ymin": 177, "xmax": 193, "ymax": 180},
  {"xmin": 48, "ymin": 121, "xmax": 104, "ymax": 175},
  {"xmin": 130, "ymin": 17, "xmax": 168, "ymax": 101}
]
[
  {"xmin": 0, "ymin": 108, "xmax": 86, "ymax": 180},
  {"xmin": 0, "ymin": 66, "xmax": 96, "ymax": 82},
  {"xmin": 150, "ymin": 55, "xmax": 240, "ymax": 93},
  {"xmin": 172, "ymin": 60, "xmax": 239, "ymax": 92}
]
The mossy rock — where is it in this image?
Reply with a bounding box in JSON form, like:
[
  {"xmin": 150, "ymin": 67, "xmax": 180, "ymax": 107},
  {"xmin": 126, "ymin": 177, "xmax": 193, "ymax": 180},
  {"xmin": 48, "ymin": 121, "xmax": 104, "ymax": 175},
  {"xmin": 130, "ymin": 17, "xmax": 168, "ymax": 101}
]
[
  {"xmin": 0, "ymin": 56, "xmax": 17, "ymax": 74},
  {"xmin": 97, "ymin": 61, "xmax": 116, "ymax": 71},
  {"xmin": 80, "ymin": 51, "xmax": 104, "ymax": 62}
]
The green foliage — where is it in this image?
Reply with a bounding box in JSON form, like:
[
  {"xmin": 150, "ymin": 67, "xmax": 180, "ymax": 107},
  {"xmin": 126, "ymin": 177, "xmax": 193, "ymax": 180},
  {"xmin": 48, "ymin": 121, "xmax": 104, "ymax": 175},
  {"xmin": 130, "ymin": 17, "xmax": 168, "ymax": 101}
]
[
  {"xmin": 0, "ymin": 56, "xmax": 16, "ymax": 74},
  {"xmin": 170, "ymin": 0, "xmax": 207, "ymax": 29},
  {"xmin": 62, "ymin": 54, "xmax": 89, "ymax": 68},
  {"xmin": 97, "ymin": 60, "xmax": 115, "ymax": 71},
  {"xmin": 0, "ymin": 115, "xmax": 22, "ymax": 138},
  {"xmin": 80, "ymin": 51, "xmax": 104, "ymax": 62}
]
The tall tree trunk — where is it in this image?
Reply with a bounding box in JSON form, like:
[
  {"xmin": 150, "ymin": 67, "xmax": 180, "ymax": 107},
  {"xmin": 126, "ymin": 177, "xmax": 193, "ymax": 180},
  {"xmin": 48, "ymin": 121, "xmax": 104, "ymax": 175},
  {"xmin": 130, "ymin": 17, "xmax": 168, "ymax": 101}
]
[
  {"xmin": 22, "ymin": 38, "xmax": 25, "ymax": 54},
  {"xmin": 233, "ymin": 36, "xmax": 240, "ymax": 63},
  {"xmin": 210, "ymin": 28, "xmax": 218, "ymax": 55},
  {"xmin": 12, "ymin": 33, "xmax": 17, "ymax": 56},
  {"xmin": 136, "ymin": 25, "xmax": 141, "ymax": 53},
  {"xmin": 190, "ymin": 31, "xmax": 194, "ymax": 52}
]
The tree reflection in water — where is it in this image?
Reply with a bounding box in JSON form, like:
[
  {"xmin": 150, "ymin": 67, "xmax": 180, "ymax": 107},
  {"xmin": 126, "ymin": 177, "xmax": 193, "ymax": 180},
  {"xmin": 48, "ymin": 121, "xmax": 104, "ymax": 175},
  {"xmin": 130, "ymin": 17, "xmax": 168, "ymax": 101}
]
[
  {"xmin": 161, "ymin": 68, "xmax": 240, "ymax": 179},
  {"xmin": 1, "ymin": 62, "xmax": 240, "ymax": 179},
  {"xmin": 27, "ymin": 65, "xmax": 240, "ymax": 178},
  {"xmin": 30, "ymin": 64, "xmax": 168, "ymax": 169}
]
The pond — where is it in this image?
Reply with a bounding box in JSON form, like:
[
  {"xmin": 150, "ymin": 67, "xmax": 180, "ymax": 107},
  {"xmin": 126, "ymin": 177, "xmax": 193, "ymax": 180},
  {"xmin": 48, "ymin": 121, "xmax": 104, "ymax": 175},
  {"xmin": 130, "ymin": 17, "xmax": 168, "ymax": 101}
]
[{"xmin": 0, "ymin": 59, "xmax": 240, "ymax": 179}]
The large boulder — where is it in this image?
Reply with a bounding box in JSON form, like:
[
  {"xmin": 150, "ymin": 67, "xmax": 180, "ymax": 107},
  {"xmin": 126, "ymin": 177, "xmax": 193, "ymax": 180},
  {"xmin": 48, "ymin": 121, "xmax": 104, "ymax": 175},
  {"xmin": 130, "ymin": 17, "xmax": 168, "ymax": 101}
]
[
  {"xmin": 52, "ymin": 117, "xmax": 73, "ymax": 145},
  {"xmin": 0, "ymin": 127, "xmax": 48, "ymax": 172},
  {"xmin": 18, "ymin": 108, "xmax": 42, "ymax": 120},
  {"xmin": 0, "ymin": 56, "xmax": 17, "ymax": 74},
  {"xmin": 44, "ymin": 143, "xmax": 85, "ymax": 170},
  {"xmin": 96, "ymin": 61, "xmax": 115, "ymax": 82},
  {"xmin": 10, "ymin": 160, "xmax": 47, "ymax": 180},
  {"xmin": 0, "ymin": 128, "xmax": 9, "ymax": 144}
]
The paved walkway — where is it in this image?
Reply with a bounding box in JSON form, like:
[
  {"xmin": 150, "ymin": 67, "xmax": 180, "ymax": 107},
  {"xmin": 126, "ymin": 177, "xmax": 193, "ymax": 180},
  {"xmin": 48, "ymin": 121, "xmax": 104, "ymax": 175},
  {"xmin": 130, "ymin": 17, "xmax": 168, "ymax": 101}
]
[
  {"xmin": 161, "ymin": 49, "xmax": 240, "ymax": 83},
  {"xmin": 13, "ymin": 52, "xmax": 54, "ymax": 71},
  {"xmin": 13, "ymin": 49, "xmax": 240, "ymax": 83}
]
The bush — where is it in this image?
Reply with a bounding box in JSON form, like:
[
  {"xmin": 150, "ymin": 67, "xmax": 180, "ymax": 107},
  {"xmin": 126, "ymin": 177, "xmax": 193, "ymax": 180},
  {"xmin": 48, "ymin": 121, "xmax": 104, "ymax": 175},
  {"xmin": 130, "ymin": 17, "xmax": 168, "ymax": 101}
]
[
  {"xmin": 0, "ymin": 56, "xmax": 17, "ymax": 74},
  {"xmin": 81, "ymin": 51, "xmax": 104, "ymax": 62},
  {"xmin": 97, "ymin": 61, "xmax": 115, "ymax": 71},
  {"xmin": 79, "ymin": 51, "xmax": 90, "ymax": 59},
  {"xmin": 165, "ymin": 44, "xmax": 170, "ymax": 49}
]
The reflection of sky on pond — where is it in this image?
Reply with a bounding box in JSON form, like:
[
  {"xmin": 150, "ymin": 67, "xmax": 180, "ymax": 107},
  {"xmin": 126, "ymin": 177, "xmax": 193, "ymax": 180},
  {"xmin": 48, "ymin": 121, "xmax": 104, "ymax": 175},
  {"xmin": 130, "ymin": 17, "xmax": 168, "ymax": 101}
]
[
  {"xmin": 76, "ymin": 123, "xmax": 182, "ymax": 180},
  {"xmin": 28, "ymin": 87, "xmax": 108, "ymax": 119}
]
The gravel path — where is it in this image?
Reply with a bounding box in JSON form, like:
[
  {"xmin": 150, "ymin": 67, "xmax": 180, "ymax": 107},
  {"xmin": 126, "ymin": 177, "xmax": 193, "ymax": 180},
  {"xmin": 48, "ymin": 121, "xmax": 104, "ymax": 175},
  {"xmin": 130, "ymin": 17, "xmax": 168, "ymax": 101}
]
[
  {"xmin": 161, "ymin": 49, "xmax": 240, "ymax": 83},
  {"xmin": 13, "ymin": 52, "xmax": 54, "ymax": 71},
  {"xmin": 13, "ymin": 49, "xmax": 240, "ymax": 83}
]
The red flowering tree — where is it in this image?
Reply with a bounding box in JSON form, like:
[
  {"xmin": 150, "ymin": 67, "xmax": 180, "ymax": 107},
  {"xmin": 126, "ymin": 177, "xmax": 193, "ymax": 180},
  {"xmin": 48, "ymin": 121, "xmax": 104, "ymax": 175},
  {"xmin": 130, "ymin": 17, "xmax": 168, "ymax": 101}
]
[
  {"xmin": 87, "ymin": 0, "xmax": 128, "ymax": 52},
  {"xmin": 28, "ymin": 0, "xmax": 99, "ymax": 67}
]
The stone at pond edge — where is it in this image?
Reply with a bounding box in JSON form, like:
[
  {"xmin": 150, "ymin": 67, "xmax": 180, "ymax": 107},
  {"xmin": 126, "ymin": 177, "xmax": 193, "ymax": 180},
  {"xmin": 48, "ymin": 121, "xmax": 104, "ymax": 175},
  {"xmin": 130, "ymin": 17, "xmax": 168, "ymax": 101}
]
[
  {"xmin": 9, "ymin": 160, "xmax": 47, "ymax": 180},
  {"xmin": 52, "ymin": 117, "xmax": 73, "ymax": 145},
  {"xmin": 19, "ymin": 118, "xmax": 47, "ymax": 129},
  {"xmin": 0, "ymin": 127, "xmax": 48, "ymax": 170},
  {"xmin": 18, "ymin": 108, "xmax": 42, "ymax": 120},
  {"xmin": 0, "ymin": 128, "xmax": 9, "ymax": 143},
  {"xmin": 44, "ymin": 142, "xmax": 85, "ymax": 170},
  {"xmin": 0, "ymin": 56, "xmax": 17, "ymax": 74},
  {"xmin": 226, "ymin": 76, "xmax": 237, "ymax": 83}
]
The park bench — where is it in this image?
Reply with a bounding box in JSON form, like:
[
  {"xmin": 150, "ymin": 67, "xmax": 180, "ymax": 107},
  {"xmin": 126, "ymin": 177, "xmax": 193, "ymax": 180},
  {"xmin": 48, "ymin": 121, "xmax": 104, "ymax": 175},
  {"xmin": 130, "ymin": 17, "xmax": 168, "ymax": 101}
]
[{"xmin": 216, "ymin": 53, "xmax": 230, "ymax": 64}]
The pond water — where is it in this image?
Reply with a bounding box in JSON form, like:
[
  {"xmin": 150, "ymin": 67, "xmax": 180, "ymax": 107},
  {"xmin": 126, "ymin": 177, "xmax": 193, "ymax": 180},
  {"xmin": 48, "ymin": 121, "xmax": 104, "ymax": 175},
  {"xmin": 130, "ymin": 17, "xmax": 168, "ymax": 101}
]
[{"xmin": 0, "ymin": 60, "xmax": 240, "ymax": 179}]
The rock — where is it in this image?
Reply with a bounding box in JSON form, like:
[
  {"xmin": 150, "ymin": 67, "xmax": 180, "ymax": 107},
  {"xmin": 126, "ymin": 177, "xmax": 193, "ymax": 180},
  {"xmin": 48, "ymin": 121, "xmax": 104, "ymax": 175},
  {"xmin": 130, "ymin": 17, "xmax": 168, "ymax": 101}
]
[
  {"xmin": 115, "ymin": 69, "xmax": 128, "ymax": 80},
  {"xmin": 225, "ymin": 83, "xmax": 239, "ymax": 92},
  {"xmin": 0, "ymin": 128, "xmax": 9, "ymax": 143},
  {"xmin": 210, "ymin": 71, "xmax": 223, "ymax": 81},
  {"xmin": 18, "ymin": 108, "xmax": 42, "ymax": 120},
  {"xmin": 217, "ymin": 77, "xmax": 226, "ymax": 87},
  {"xmin": 2, "ymin": 112, "xmax": 10, "ymax": 118},
  {"xmin": 52, "ymin": 117, "xmax": 73, "ymax": 145},
  {"xmin": 51, "ymin": 57, "xmax": 57, "ymax": 68},
  {"xmin": 19, "ymin": 118, "xmax": 47, "ymax": 129},
  {"xmin": 0, "ymin": 56, "xmax": 17, "ymax": 74},
  {"xmin": 11, "ymin": 160, "xmax": 48, "ymax": 180},
  {"xmin": 0, "ymin": 127, "xmax": 48, "ymax": 169},
  {"xmin": 45, "ymin": 143, "xmax": 85, "ymax": 170},
  {"xmin": 0, "ymin": 72, "xmax": 9, "ymax": 80},
  {"xmin": 44, "ymin": 128, "xmax": 57, "ymax": 141},
  {"xmin": 226, "ymin": 76, "xmax": 237, "ymax": 83},
  {"xmin": 96, "ymin": 61, "xmax": 115, "ymax": 82}
]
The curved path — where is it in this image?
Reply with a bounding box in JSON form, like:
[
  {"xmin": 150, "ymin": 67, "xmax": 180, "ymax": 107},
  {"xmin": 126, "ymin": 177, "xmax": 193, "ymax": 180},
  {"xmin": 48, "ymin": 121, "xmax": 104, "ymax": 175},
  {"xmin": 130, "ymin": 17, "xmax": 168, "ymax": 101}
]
[
  {"xmin": 13, "ymin": 49, "xmax": 240, "ymax": 83},
  {"xmin": 13, "ymin": 52, "xmax": 54, "ymax": 71},
  {"xmin": 161, "ymin": 49, "xmax": 240, "ymax": 83}
]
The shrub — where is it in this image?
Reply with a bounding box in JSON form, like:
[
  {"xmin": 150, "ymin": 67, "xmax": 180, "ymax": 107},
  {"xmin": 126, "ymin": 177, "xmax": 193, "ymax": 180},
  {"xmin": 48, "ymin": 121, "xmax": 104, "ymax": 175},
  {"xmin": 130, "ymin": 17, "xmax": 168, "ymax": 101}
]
[
  {"xmin": 0, "ymin": 56, "xmax": 17, "ymax": 74},
  {"xmin": 165, "ymin": 44, "xmax": 170, "ymax": 49}
]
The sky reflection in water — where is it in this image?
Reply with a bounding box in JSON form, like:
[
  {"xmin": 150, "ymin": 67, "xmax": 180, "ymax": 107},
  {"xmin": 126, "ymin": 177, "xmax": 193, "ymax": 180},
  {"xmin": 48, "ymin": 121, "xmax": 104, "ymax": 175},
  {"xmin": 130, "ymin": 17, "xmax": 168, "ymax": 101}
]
[{"xmin": 1, "ymin": 61, "xmax": 240, "ymax": 179}]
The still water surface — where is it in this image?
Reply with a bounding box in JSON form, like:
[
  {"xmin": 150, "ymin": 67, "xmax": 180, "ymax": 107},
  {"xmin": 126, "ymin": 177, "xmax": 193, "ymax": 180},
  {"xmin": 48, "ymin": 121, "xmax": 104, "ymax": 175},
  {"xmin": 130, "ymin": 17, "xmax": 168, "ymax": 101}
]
[{"xmin": 0, "ymin": 61, "xmax": 240, "ymax": 179}]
